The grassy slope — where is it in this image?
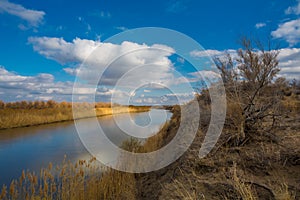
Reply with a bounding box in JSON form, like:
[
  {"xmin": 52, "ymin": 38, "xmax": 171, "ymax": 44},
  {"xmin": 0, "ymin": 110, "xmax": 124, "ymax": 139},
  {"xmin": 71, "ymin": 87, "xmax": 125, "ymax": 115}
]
[{"xmin": 135, "ymin": 99, "xmax": 300, "ymax": 199}]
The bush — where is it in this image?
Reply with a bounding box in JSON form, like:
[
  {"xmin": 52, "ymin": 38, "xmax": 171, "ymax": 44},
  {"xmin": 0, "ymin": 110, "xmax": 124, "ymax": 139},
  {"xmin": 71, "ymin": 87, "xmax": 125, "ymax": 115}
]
[{"xmin": 213, "ymin": 37, "xmax": 286, "ymax": 145}]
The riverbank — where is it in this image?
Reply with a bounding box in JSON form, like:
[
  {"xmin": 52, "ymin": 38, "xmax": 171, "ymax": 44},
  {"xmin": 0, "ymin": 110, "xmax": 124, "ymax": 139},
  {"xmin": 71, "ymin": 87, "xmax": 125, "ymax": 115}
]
[
  {"xmin": 0, "ymin": 101, "xmax": 150, "ymax": 130},
  {"xmin": 0, "ymin": 99, "xmax": 299, "ymax": 199},
  {"xmin": 134, "ymin": 101, "xmax": 300, "ymax": 199},
  {"xmin": 133, "ymin": 81, "xmax": 300, "ymax": 199}
]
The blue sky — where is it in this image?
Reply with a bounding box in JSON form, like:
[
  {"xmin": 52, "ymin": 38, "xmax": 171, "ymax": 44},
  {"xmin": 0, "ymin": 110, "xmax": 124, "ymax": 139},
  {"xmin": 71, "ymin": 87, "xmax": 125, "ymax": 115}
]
[{"xmin": 0, "ymin": 0, "xmax": 300, "ymax": 103}]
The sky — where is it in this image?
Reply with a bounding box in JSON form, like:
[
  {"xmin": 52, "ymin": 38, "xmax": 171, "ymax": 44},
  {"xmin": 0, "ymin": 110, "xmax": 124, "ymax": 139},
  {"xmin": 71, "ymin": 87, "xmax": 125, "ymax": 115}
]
[{"xmin": 0, "ymin": 0, "xmax": 299, "ymax": 104}]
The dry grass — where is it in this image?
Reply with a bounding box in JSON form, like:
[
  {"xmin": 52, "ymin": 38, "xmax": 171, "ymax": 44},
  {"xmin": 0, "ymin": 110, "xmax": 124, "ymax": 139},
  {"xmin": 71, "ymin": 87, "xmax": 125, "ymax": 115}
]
[
  {"xmin": 0, "ymin": 107, "xmax": 81, "ymax": 129},
  {"xmin": 171, "ymin": 168, "xmax": 202, "ymax": 200},
  {"xmin": 282, "ymin": 94, "xmax": 300, "ymax": 116},
  {"xmin": 0, "ymin": 157, "xmax": 137, "ymax": 199},
  {"xmin": 231, "ymin": 163, "xmax": 257, "ymax": 200},
  {"xmin": 0, "ymin": 101, "xmax": 150, "ymax": 129},
  {"xmin": 1, "ymin": 157, "xmax": 103, "ymax": 200},
  {"xmin": 141, "ymin": 105, "xmax": 180, "ymax": 153},
  {"xmin": 0, "ymin": 135, "xmax": 151, "ymax": 200},
  {"xmin": 274, "ymin": 183, "xmax": 296, "ymax": 200},
  {"xmin": 134, "ymin": 91, "xmax": 299, "ymax": 199}
]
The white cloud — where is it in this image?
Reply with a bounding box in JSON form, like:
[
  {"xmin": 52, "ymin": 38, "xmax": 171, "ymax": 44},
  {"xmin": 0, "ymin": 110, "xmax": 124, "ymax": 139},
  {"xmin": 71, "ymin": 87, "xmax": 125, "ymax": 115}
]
[
  {"xmin": 27, "ymin": 37, "xmax": 210, "ymax": 104},
  {"xmin": 28, "ymin": 37, "xmax": 100, "ymax": 64},
  {"xmin": 161, "ymin": 92, "xmax": 195, "ymax": 104},
  {"xmin": 285, "ymin": 0, "xmax": 300, "ymax": 15},
  {"xmin": 0, "ymin": 66, "xmax": 113, "ymax": 102},
  {"xmin": 190, "ymin": 49, "xmax": 220, "ymax": 57},
  {"xmin": 0, "ymin": 66, "xmax": 58, "ymax": 101},
  {"xmin": 272, "ymin": 1, "xmax": 300, "ymax": 46},
  {"xmin": 190, "ymin": 48, "xmax": 300, "ymax": 80},
  {"xmin": 28, "ymin": 37, "xmax": 176, "ymax": 89},
  {"xmin": 277, "ymin": 48, "xmax": 300, "ymax": 79},
  {"xmin": 130, "ymin": 92, "xmax": 194, "ymax": 105},
  {"xmin": 189, "ymin": 70, "xmax": 221, "ymax": 80},
  {"xmin": 63, "ymin": 67, "xmax": 79, "ymax": 76},
  {"xmin": 190, "ymin": 49, "xmax": 236, "ymax": 58},
  {"xmin": 255, "ymin": 22, "xmax": 266, "ymax": 29},
  {"xmin": 271, "ymin": 19, "xmax": 300, "ymax": 46},
  {"xmin": 0, "ymin": 0, "xmax": 45, "ymax": 27}
]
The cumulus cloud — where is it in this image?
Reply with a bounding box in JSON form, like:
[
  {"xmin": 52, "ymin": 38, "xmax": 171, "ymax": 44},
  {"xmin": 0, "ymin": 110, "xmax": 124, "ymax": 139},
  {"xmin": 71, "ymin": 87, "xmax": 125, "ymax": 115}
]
[
  {"xmin": 190, "ymin": 48, "xmax": 300, "ymax": 80},
  {"xmin": 0, "ymin": 66, "xmax": 123, "ymax": 102},
  {"xmin": 28, "ymin": 37, "xmax": 100, "ymax": 64},
  {"xmin": 277, "ymin": 48, "xmax": 300, "ymax": 79},
  {"xmin": 161, "ymin": 92, "xmax": 195, "ymax": 104},
  {"xmin": 190, "ymin": 49, "xmax": 236, "ymax": 58},
  {"xmin": 0, "ymin": 66, "xmax": 58, "ymax": 101},
  {"xmin": 189, "ymin": 70, "xmax": 221, "ymax": 80},
  {"xmin": 27, "ymin": 37, "xmax": 199, "ymax": 104},
  {"xmin": 28, "ymin": 37, "xmax": 176, "ymax": 89},
  {"xmin": 271, "ymin": 19, "xmax": 300, "ymax": 46},
  {"xmin": 0, "ymin": 0, "xmax": 45, "ymax": 27},
  {"xmin": 129, "ymin": 92, "xmax": 195, "ymax": 105},
  {"xmin": 272, "ymin": 1, "xmax": 300, "ymax": 46}
]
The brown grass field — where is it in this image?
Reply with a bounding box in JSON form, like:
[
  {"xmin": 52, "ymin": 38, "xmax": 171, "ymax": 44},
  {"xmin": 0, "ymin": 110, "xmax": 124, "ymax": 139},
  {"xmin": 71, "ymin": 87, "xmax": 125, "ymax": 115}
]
[{"xmin": 0, "ymin": 101, "xmax": 150, "ymax": 130}]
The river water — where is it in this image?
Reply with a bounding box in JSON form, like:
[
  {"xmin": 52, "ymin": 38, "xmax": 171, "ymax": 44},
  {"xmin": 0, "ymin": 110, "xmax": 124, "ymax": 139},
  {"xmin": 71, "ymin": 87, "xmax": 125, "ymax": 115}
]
[{"xmin": 0, "ymin": 109, "xmax": 171, "ymax": 186}]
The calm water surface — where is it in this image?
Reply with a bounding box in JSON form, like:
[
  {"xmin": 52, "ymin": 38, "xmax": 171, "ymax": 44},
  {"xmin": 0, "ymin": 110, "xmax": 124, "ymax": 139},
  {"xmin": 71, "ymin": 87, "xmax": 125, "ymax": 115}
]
[{"xmin": 0, "ymin": 109, "xmax": 171, "ymax": 186}]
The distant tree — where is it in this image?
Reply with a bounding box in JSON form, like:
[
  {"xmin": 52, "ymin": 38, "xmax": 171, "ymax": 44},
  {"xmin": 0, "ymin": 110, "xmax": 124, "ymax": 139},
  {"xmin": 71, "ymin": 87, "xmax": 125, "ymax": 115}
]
[
  {"xmin": 40, "ymin": 101, "xmax": 46, "ymax": 109},
  {"xmin": 46, "ymin": 100, "xmax": 57, "ymax": 108},
  {"xmin": 28, "ymin": 101, "xmax": 33, "ymax": 109},
  {"xmin": 20, "ymin": 101, "xmax": 28, "ymax": 109},
  {"xmin": 60, "ymin": 101, "xmax": 72, "ymax": 109},
  {"xmin": 6, "ymin": 102, "xmax": 12, "ymax": 109},
  {"xmin": 33, "ymin": 101, "xmax": 43, "ymax": 109},
  {"xmin": 0, "ymin": 100, "xmax": 5, "ymax": 109},
  {"xmin": 289, "ymin": 79, "xmax": 300, "ymax": 95}
]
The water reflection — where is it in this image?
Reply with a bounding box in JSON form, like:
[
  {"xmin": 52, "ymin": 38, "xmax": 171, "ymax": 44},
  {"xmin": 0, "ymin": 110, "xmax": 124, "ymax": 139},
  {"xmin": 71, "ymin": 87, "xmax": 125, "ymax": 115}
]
[{"xmin": 0, "ymin": 109, "xmax": 171, "ymax": 186}]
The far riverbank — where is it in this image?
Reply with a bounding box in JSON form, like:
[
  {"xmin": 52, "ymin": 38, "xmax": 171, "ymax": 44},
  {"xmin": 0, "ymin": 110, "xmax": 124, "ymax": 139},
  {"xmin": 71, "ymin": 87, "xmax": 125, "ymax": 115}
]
[{"xmin": 0, "ymin": 100, "xmax": 151, "ymax": 130}]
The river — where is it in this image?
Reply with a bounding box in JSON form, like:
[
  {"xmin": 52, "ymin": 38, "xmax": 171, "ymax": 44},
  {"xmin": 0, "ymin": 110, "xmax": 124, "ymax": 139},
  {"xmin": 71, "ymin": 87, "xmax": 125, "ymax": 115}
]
[{"xmin": 0, "ymin": 109, "xmax": 171, "ymax": 186}]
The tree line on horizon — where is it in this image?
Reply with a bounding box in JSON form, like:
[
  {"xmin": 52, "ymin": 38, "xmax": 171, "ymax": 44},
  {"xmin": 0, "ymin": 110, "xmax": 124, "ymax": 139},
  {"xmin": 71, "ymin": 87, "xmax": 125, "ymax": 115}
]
[{"xmin": 0, "ymin": 100, "xmax": 118, "ymax": 110}]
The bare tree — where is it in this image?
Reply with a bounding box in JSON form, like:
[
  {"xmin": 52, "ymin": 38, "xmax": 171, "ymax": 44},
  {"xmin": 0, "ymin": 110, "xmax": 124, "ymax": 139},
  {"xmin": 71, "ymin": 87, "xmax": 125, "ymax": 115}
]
[{"xmin": 215, "ymin": 37, "xmax": 282, "ymax": 145}]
